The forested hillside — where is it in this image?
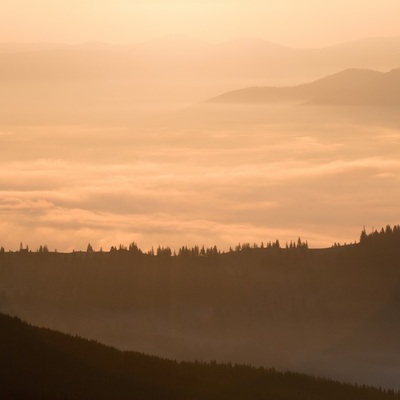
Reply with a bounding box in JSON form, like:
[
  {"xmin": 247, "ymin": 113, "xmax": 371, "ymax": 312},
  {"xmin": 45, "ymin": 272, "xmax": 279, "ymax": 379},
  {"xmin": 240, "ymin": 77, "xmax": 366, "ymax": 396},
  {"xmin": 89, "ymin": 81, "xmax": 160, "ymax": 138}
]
[
  {"xmin": 1, "ymin": 227, "xmax": 400, "ymax": 388},
  {"xmin": 1, "ymin": 313, "xmax": 399, "ymax": 400}
]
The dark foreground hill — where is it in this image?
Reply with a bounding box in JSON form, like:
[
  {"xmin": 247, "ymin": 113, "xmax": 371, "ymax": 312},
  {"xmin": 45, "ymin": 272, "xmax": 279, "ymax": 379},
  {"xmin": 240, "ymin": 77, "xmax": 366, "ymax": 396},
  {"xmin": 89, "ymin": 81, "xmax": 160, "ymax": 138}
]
[
  {"xmin": 0, "ymin": 313, "xmax": 399, "ymax": 400},
  {"xmin": 1, "ymin": 227, "xmax": 400, "ymax": 389},
  {"xmin": 207, "ymin": 68, "xmax": 400, "ymax": 106}
]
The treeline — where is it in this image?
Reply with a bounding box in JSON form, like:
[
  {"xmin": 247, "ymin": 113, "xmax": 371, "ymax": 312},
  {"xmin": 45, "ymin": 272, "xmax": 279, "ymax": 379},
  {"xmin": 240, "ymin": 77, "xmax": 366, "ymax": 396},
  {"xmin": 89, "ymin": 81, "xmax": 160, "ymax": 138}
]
[
  {"xmin": 360, "ymin": 224, "xmax": 400, "ymax": 246},
  {"xmin": 4, "ymin": 224, "xmax": 397, "ymax": 257},
  {"xmin": 358, "ymin": 224, "xmax": 400, "ymax": 260},
  {"xmin": 1, "ymin": 238, "xmax": 310, "ymax": 256},
  {"xmin": 1, "ymin": 312, "xmax": 399, "ymax": 400}
]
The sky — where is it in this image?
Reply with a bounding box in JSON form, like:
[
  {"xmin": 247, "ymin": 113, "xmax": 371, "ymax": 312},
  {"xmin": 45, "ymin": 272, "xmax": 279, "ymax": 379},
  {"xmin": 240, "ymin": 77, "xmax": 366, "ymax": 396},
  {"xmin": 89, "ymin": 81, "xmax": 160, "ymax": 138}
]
[
  {"xmin": 1, "ymin": 1, "xmax": 400, "ymax": 252},
  {"xmin": 2, "ymin": 0, "xmax": 400, "ymax": 48}
]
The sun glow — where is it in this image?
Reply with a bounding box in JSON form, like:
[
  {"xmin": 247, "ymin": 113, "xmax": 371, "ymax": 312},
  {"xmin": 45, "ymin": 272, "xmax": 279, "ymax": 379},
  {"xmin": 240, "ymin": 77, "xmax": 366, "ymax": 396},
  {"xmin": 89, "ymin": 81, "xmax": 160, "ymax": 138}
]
[{"xmin": 1, "ymin": 0, "xmax": 400, "ymax": 47}]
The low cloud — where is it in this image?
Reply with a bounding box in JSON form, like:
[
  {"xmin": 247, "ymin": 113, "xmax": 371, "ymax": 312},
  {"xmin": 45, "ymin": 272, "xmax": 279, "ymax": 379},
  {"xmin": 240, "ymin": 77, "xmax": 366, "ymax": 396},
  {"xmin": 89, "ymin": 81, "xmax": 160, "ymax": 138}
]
[{"xmin": 1, "ymin": 113, "xmax": 399, "ymax": 251}]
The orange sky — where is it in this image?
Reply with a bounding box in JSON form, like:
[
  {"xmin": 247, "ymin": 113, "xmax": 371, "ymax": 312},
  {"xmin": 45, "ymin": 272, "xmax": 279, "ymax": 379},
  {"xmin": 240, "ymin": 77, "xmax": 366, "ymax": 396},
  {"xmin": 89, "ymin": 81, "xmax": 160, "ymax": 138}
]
[
  {"xmin": 1, "ymin": 1, "xmax": 400, "ymax": 252},
  {"xmin": 2, "ymin": 0, "xmax": 400, "ymax": 47}
]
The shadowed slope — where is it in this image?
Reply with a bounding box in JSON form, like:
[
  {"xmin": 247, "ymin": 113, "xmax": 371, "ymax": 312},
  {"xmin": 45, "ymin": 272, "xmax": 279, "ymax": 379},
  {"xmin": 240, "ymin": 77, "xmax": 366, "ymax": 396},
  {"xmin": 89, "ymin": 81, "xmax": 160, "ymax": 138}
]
[
  {"xmin": 1, "ymin": 228, "xmax": 400, "ymax": 389},
  {"xmin": 0, "ymin": 313, "xmax": 399, "ymax": 400}
]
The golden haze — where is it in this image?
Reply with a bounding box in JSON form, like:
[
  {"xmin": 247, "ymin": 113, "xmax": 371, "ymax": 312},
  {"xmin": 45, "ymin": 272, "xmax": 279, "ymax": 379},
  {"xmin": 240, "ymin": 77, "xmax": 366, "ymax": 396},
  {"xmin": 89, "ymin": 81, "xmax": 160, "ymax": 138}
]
[{"xmin": 1, "ymin": 0, "xmax": 400, "ymax": 47}]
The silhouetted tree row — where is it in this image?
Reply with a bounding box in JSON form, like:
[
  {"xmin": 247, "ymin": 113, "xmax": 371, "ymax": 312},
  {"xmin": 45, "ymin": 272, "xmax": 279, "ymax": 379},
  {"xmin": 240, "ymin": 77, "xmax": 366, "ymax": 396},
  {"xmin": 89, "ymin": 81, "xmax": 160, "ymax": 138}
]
[
  {"xmin": 0, "ymin": 238, "xmax": 312, "ymax": 257},
  {"xmin": 360, "ymin": 225, "xmax": 400, "ymax": 245},
  {"xmin": 1, "ymin": 226, "xmax": 399, "ymax": 261},
  {"xmin": 358, "ymin": 225, "xmax": 400, "ymax": 261}
]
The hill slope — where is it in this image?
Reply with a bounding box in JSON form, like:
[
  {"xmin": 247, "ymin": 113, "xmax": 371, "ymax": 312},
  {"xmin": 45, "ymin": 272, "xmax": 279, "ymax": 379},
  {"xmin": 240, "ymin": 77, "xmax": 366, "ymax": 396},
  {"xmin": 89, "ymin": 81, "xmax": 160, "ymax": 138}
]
[
  {"xmin": 1, "ymin": 228, "xmax": 400, "ymax": 389},
  {"xmin": 0, "ymin": 313, "xmax": 398, "ymax": 400},
  {"xmin": 207, "ymin": 68, "xmax": 400, "ymax": 106}
]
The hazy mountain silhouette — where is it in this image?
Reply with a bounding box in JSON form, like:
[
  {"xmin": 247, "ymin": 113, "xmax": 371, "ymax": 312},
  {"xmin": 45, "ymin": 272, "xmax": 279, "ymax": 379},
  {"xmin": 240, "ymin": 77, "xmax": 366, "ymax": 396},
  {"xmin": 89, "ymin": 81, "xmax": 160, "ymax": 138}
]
[
  {"xmin": 207, "ymin": 68, "xmax": 400, "ymax": 106},
  {"xmin": 1, "ymin": 36, "xmax": 400, "ymax": 81},
  {"xmin": 1, "ymin": 313, "xmax": 398, "ymax": 400},
  {"xmin": 1, "ymin": 35, "xmax": 400, "ymax": 110}
]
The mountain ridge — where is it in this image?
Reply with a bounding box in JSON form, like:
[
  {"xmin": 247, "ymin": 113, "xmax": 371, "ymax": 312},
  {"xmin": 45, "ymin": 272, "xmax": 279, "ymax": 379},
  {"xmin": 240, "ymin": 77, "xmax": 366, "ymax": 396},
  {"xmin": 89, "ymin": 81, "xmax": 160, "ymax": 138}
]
[
  {"xmin": 1, "ymin": 36, "xmax": 400, "ymax": 106},
  {"xmin": 206, "ymin": 68, "xmax": 400, "ymax": 106}
]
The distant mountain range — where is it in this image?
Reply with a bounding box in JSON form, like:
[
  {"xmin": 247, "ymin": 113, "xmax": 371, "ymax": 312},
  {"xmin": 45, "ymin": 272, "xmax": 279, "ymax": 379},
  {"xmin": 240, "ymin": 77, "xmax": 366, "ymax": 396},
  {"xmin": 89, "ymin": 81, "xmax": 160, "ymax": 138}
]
[
  {"xmin": 207, "ymin": 68, "xmax": 400, "ymax": 106},
  {"xmin": 1, "ymin": 36, "xmax": 400, "ymax": 106},
  {"xmin": 1, "ymin": 36, "xmax": 400, "ymax": 81}
]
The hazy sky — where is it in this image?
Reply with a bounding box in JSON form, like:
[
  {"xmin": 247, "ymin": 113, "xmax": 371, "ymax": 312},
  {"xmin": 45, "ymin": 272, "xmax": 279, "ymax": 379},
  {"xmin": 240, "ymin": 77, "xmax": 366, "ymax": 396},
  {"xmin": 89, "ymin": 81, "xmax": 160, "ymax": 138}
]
[
  {"xmin": 1, "ymin": 1, "xmax": 400, "ymax": 252},
  {"xmin": 2, "ymin": 0, "xmax": 400, "ymax": 47}
]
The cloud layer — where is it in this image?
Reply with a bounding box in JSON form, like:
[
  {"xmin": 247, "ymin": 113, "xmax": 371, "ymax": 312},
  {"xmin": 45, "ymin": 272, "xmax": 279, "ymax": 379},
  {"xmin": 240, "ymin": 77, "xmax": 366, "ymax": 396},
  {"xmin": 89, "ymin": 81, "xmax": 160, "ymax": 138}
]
[{"xmin": 1, "ymin": 107, "xmax": 399, "ymax": 252}]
